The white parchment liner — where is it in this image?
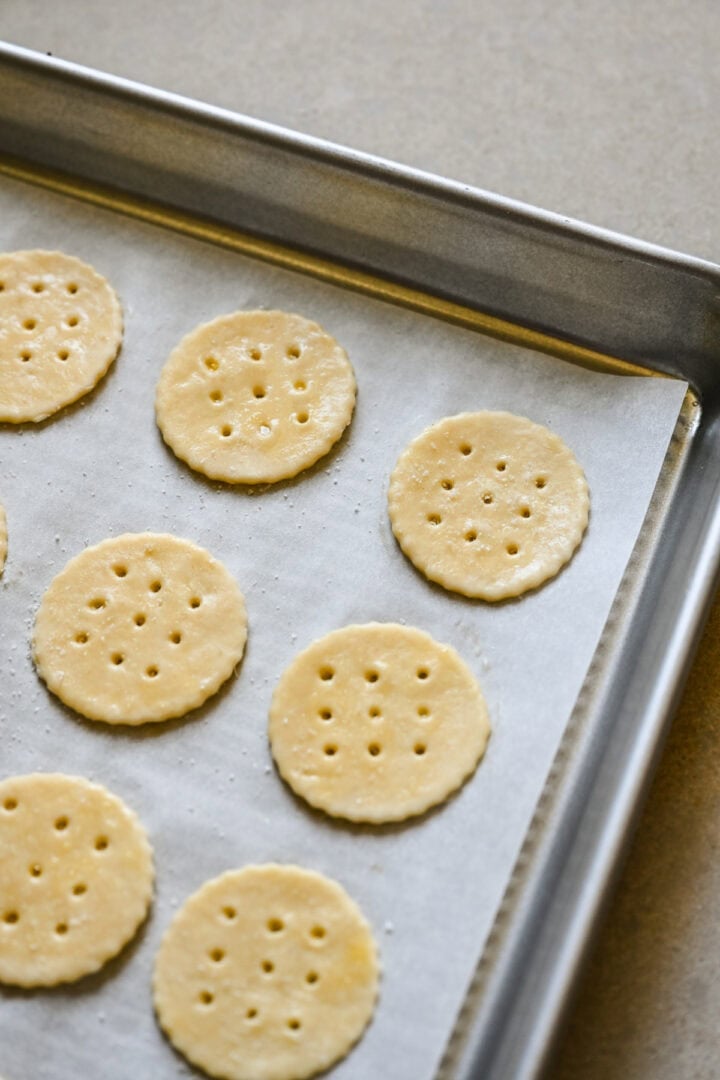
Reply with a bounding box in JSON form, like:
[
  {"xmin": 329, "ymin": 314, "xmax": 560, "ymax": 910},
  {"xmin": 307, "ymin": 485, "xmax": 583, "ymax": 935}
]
[{"xmin": 0, "ymin": 174, "xmax": 687, "ymax": 1080}]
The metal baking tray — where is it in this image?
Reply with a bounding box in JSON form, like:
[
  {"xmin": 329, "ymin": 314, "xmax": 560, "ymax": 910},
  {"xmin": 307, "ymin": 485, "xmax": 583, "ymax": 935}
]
[{"xmin": 1, "ymin": 42, "xmax": 719, "ymax": 1080}]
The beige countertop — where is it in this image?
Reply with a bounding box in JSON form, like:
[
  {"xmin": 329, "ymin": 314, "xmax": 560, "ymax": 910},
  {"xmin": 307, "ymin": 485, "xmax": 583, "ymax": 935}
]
[{"xmin": 2, "ymin": 2, "xmax": 718, "ymax": 1076}]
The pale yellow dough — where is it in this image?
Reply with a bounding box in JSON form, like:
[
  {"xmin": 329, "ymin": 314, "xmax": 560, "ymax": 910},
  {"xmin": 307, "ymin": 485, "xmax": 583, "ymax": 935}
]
[
  {"xmin": 0, "ymin": 501, "xmax": 6, "ymax": 575},
  {"xmin": 153, "ymin": 864, "xmax": 379, "ymax": 1080},
  {"xmin": 269, "ymin": 622, "xmax": 490, "ymax": 823},
  {"xmin": 0, "ymin": 250, "xmax": 123, "ymax": 423},
  {"xmin": 33, "ymin": 532, "xmax": 247, "ymax": 725},
  {"xmin": 155, "ymin": 309, "xmax": 356, "ymax": 483},
  {"xmin": 388, "ymin": 411, "xmax": 589, "ymax": 600},
  {"xmin": 0, "ymin": 773, "xmax": 153, "ymax": 987}
]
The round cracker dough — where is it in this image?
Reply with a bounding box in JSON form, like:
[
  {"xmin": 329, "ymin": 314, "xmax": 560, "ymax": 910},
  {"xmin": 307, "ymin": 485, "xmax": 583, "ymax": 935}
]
[
  {"xmin": 269, "ymin": 622, "xmax": 490, "ymax": 823},
  {"xmin": 0, "ymin": 250, "xmax": 123, "ymax": 423},
  {"xmin": 0, "ymin": 773, "xmax": 153, "ymax": 987},
  {"xmin": 0, "ymin": 501, "xmax": 6, "ymax": 576},
  {"xmin": 155, "ymin": 309, "xmax": 356, "ymax": 484},
  {"xmin": 33, "ymin": 532, "xmax": 248, "ymax": 725},
  {"xmin": 153, "ymin": 864, "xmax": 379, "ymax": 1080},
  {"xmin": 388, "ymin": 411, "xmax": 589, "ymax": 600}
]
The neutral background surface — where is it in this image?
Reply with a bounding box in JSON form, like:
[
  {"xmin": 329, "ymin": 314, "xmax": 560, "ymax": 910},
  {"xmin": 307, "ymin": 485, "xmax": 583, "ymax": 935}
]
[{"xmin": 1, "ymin": 2, "xmax": 719, "ymax": 1077}]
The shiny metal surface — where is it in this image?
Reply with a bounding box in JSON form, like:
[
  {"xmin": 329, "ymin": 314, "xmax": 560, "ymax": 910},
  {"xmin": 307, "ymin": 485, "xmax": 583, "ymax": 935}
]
[{"xmin": 1, "ymin": 41, "xmax": 719, "ymax": 1080}]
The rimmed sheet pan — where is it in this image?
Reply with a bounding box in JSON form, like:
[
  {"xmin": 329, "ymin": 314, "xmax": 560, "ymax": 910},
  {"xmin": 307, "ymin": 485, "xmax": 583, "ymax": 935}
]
[{"xmin": 1, "ymin": 44, "xmax": 719, "ymax": 1080}]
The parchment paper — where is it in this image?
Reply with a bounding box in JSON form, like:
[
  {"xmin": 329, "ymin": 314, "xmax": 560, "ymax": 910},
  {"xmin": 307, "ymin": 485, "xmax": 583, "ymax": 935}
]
[{"xmin": 0, "ymin": 174, "xmax": 687, "ymax": 1080}]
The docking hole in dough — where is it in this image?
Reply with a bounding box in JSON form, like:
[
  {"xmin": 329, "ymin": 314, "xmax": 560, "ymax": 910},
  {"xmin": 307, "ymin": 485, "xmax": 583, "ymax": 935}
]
[
  {"xmin": 153, "ymin": 864, "xmax": 379, "ymax": 1080},
  {"xmin": 155, "ymin": 310, "xmax": 356, "ymax": 484},
  {"xmin": 0, "ymin": 250, "xmax": 123, "ymax": 423},
  {"xmin": 0, "ymin": 773, "xmax": 153, "ymax": 987},
  {"xmin": 269, "ymin": 623, "xmax": 490, "ymax": 823},
  {"xmin": 388, "ymin": 411, "xmax": 589, "ymax": 600},
  {"xmin": 33, "ymin": 532, "xmax": 248, "ymax": 725}
]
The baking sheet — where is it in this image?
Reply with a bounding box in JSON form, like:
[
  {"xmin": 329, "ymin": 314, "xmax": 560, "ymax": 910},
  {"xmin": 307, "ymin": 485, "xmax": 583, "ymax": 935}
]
[{"xmin": 0, "ymin": 172, "xmax": 687, "ymax": 1080}]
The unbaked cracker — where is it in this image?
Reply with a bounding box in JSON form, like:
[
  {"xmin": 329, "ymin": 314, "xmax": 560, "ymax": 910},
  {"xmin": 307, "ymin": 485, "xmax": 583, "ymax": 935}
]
[
  {"xmin": 155, "ymin": 309, "xmax": 356, "ymax": 484},
  {"xmin": 388, "ymin": 411, "xmax": 589, "ymax": 600},
  {"xmin": 153, "ymin": 864, "xmax": 379, "ymax": 1080},
  {"xmin": 269, "ymin": 622, "xmax": 490, "ymax": 823},
  {"xmin": 0, "ymin": 250, "xmax": 123, "ymax": 423},
  {"xmin": 33, "ymin": 532, "xmax": 247, "ymax": 725},
  {"xmin": 0, "ymin": 773, "xmax": 153, "ymax": 987}
]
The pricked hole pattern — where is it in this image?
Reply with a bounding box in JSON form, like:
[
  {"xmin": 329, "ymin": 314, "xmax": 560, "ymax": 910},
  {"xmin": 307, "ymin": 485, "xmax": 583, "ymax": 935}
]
[
  {"xmin": 253, "ymin": 385, "xmax": 266, "ymax": 399},
  {"xmin": 209, "ymin": 389, "xmax": 223, "ymax": 403},
  {"xmin": 23, "ymin": 318, "xmax": 36, "ymax": 331},
  {"xmin": 427, "ymin": 513, "xmax": 442, "ymax": 525},
  {"xmin": 417, "ymin": 705, "xmax": 430, "ymax": 718},
  {"xmin": 66, "ymin": 316, "xmax": 79, "ymax": 328},
  {"xmin": 441, "ymin": 479, "xmax": 454, "ymax": 490},
  {"xmin": 365, "ymin": 669, "xmax": 379, "ymax": 683},
  {"xmin": 29, "ymin": 864, "xmax": 42, "ymax": 878},
  {"xmin": 417, "ymin": 667, "xmax": 429, "ymax": 680},
  {"xmin": 54, "ymin": 816, "xmax": 69, "ymax": 831},
  {"xmin": 414, "ymin": 742, "xmax": 427, "ymax": 756},
  {"xmin": 482, "ymin": 492, "xmax": 493, "ymax": 504},
  {"xmin": 258, "ymin": 423, "xmax": 272, "ymax": 437},
  {"xmin": 67, "ymin": 283, "xmax": 79, "ymax": 295},
  {"xmin": 169, "ymin": 631, "xmax": 182, "ymax": 644},
  {"xmin": 222, "ymin": 906, "xmax": 237, "ymax": 921},
  {"xmin": 20, "ymin": 350, "xmax": 32, "ymax": 362},
  {"xmin": 88, "ymin": 597, "xmax": 106, "ymax": 610},
  {"xmin": 306, "ymin": 971, "xmax": 319, "ymax": 985},
  {"xmin": 294, "ymin": 379, "xmax": 306, "ymax": 391},
  {"xmin": 519, "ymin": 506, "xmax": 532, "ymax": 518},
  {"xmin": 506, "ymin": 543, "xmax": 519, "ymax": 556},
  {"xmin": 113, "ymin": 564, "xmax": 128, "ymax": 577},
  {"xmin": 209, "ymin": 948, "xmax": 225, "ymax": 963},
  {"xmin": 267, "ymin": 918, "xmax": 284, "ymax": 933},
  {"xmin": 460, "ymin": 443, "xmax": 472, "ymax": 456},
  {"xmin": 3, "ymin": 911, "xmax": 19, "ymax": 925},
  {"xmin": 319, "ymin": 708, "xmax": 333, "ymax": 721},
  {"xmin": 319, "ymin": 666, "xmax": 334, "ymax": 682},
  {"xmin": 535, "ymin": 476, "xmax": 547, "ymax": 489},
  {"xmin": 296, "ymin": 411, "xmax": 309, "ymax": 424},
  {"xmin": 72, "ymin": 883, "xmax": 87, "ymax": 896},
  {"xmin": 496, "ymin": 461, "xmax": 507, "ymax": 472},
  {"xmin": 55, "ymin": 922, "xmax": 68, "ymax": 936},
  {"xmin": 75, "ymin": 632, "xmax": 89, "ymax": 644},
  {"xmin": 221, "ymin": 424, "xmax": 233, "ymax": 438},
  {"xmin": 57, "ymin": 349, "xmax": 69, "ymax": 362},
  {"xmin": 369, "ymin": 706, "xmax": 381, "ymax": 718},
  {"xmin": 261, "ymin": 959, "xmax": 275, "ymax": 974},
  {"xmin": 134, "ymin": 613, "xmax": 146, "ymax": 627},
  {"xmin": 465, "ymin": 530, "xmax": 477, "ymax": 543},
  {"xmin": 3, "ymin": 798, "xmax": 17, "ymax": 811},
  {"xmin": 94, "ymin": 836, "xmax": 109, "ymax": 851},
  {"xmin": 368, "ymin": 743, "xmax": 381, "ymax": 757},
  {"xmin": 246, "ymin": 1008, "xmax": 258, "ymax": 1020},
  {"xmin": 146, "ymin": 666, "xmax": 159, "ymax": 679},
  {"xmin": 150, "ymin": 580, "xmax": 162, "ymax": 593},
  {"xmin": 324, "ymin": 744, "xmax": 338, "ymax": 757},
  {"xmin": 249, "ymin": 347, "xmax": 262, "ymax": 361},
  {"xmin": 189, "ymin": 596, "xmax": 202, "ymax": 609},
  {"xmin": 204, "ymin": 357, "xmax": 219, "ymax": 371},
  {"xmin": 288, "ymin": 1018, "xmax": 302, "ymax": 1031},
  {"xmin": 0, "ymin": 282, "xmax": 5, "ymax": 291},
  {"xmin": 286, "ymin": 344, "xmax": 301, "ymax": 359},
  {"xmin": 198, "ymin": 990, "xmax": 214, "ymax": 1005},
  {"xmin": 31, "ymin": 282, "xmax": 45, "ymax": 293},
  {"xmin": 310, "ymin": 926, "xmax": 326, "ymax": 940},
  {"xmin": 111, "ymin": 652, "xmax": 124, "ymax": 666}
]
